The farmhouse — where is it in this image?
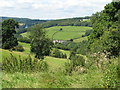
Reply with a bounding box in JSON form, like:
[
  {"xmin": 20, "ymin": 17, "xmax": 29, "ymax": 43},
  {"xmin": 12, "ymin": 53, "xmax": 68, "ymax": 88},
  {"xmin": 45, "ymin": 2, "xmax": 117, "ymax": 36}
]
[{"xmin": 53, "ymin": 40, "xmax": 66, "ymax": 44}]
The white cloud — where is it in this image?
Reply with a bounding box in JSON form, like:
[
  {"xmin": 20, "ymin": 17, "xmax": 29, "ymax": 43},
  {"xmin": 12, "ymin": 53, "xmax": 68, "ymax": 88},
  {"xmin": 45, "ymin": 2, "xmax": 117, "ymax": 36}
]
[
  {"xmin": 0, "ymin": 0, "xmax": 112, "ymax": 19},
  {"xmin": 17, "ymin": 0, "xmax": 36, "ymax": 3},
  {"xmin": 0, "ymin": 0, "xmax": 14, "ymax": 8}
]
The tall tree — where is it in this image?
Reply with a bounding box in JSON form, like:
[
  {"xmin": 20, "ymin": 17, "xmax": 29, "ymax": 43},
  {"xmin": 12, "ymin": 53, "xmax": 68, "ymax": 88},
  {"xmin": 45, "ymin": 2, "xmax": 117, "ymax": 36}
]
[
  {"xmin": 2, "ymin": 19, "xmax": 19, "ymax": 49},
  {"xmin": 88, "ymin": 1, "xmax": 120, "ymax": 56},
  {"xmin": 29, "ymin": 25, "xmax": 53, "ymax": 59}
]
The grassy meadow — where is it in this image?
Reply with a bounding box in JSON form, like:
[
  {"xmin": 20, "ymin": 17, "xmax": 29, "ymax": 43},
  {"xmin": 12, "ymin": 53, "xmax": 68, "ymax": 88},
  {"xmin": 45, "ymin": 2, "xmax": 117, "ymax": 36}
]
[
  {"xmin": 1, "ymin": 49, "xmax": 105, "ymax": 88},
  {"xmin": 1, "ymin": 42, "xmax": 102, "ymax": 88},
  {"xmin": 21, "ymin": 26, "xmax": 92, "ymax": 41},
  {"xmin": 45, "ymin": 26, "xmax": 92, "ymax": 40},
  {"xmin": 2, "ymin": 66, "xmax": 105, "ymax": 88}
]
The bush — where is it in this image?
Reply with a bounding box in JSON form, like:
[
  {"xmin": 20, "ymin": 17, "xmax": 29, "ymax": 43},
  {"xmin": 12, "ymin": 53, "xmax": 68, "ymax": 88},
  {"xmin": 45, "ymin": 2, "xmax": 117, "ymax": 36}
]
[
  {"xmin": 65, "ymin": 52, "xmax": 85, "ymax": 75},
  {"xmin": 70, "ymin": 55, "xmax": 85, "ymax": 67},
  {"xmin": 69, "ymin": 51, "xmax": 76, "ymax": 60},
  {"xmin": 50, "ymin": 49, "xmax": 67, "ymax": 59},
  {"xmin": 2, "ymin": 54, "xmax": 48, "ymax": 73},
  {"xmin": 12, "ymin": 45, "xmax": 24, "ymax": 52},
  {"xmin": 69, "ymin": 51, "xmax": 85, "ymax": 66}
]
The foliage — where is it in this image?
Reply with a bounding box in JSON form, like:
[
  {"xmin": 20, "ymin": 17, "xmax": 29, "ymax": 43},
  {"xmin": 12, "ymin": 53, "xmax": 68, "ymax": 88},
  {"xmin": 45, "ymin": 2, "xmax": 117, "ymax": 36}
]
[
  {"xmin": 50, "ymin": 49, "xmax": 67, "ymax": 59},
  {"xmin": 82, "ymin": 29, "xmax": 93, "ymax": 37},
  {"xmin": 69, "ymin": 51, "xmax": 85, "ymax": 67},
  {"xmin": 76, "ymin": 40, "xmax": 88, "ymax": 55},
  {"xmin": 2, "ymin": 54, "xmax": 48, "ymax": 73},
  {"xmin": 65, "ymin": 51, "xmax": 85, "ymax": 75},
  {"xmin": 55, "ymin": 40, "xmax": 89, "ymax": 55},
  {"xmin": 102, "ymin": 64, "xmax": 118, "ymax": 88},
  {"xmin": 2, "ymin": 19, "xmax": 19, "ymax": 49},
  {"xmin": 29, "ymin": 25, "xmax": 53, "ymax": 59},
  {"xmin": 88, "ymin": 1, "xmax": 120, "ymax": 56},
  {"xmin": 87, "ymin": 51, "xmax": 120, "ymax": 88}
]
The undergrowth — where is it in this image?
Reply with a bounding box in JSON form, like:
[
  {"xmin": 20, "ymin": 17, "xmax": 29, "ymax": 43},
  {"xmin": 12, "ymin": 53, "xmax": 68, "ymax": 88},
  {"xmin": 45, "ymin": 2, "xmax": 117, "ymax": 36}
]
[{"xmin": 2, "ymin": 54, "xmax": 48, "ymax": 73}]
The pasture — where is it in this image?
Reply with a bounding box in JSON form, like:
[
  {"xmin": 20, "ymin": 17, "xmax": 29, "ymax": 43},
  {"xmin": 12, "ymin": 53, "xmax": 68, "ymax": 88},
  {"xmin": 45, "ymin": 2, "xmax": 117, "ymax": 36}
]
[
  {"xmin": 21, "ymin": 26, "xmax": 92, "ymax": 41},
  {"xmin": 45, "ymin": 26, "xmax": 92, "ymax": 40}
]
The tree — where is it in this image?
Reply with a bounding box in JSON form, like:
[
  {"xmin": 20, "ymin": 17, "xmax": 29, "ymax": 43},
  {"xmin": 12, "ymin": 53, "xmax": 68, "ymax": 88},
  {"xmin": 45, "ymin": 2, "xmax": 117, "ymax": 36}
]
[
  {"xmin": 88, "ymin": 1, "xmax": 120, "ymax": 56},
  {"xmin": 2, "ymin": 19, "xmax": 19, "ymax": 49},
  {"xmin": 29, "ymin": 25, "xmax": 53, "ymax": 59}
]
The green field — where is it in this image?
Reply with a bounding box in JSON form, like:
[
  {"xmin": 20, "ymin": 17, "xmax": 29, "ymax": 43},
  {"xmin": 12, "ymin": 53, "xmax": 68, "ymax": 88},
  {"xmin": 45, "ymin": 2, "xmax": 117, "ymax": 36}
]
[
  {"xmin": 21, "ymin": 32, "xmax": 30, "ymax": 38},
  {"xmin": 1, "ymin": 41, "xmax": 118, "ymax": 88},
  {"xmin": 1, "ymin": 48, "xmax": 105, "ymax": 88},
  {"xmin": 21, "ymin": 26, "xmax": 92, "ymax": 41},
  {"xmin": 1, "ymin": 42, "xmax": 69, "ymax": 71},
  {"xmin": 1, "ymin": 42, "xmax": 89, "ymax": 88},
  {"xmin": 45, "ymin": 26, "xmax": 92, "ymax": 40}
]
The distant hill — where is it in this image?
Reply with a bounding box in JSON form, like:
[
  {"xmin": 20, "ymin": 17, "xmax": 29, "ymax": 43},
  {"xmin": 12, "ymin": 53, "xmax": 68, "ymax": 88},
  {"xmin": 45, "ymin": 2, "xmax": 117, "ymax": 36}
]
[
  {"xmin": 1, "ymin": 16, "xmax": 92, "ymax": 34},
  {"xmin": 1, "ymin": 17, "xmax": 49, "ymax": 28},
  {"xmin": 1, "ymin": 16, "xmax": 50, "ymax": 34},
  {"xmin": 1, "ymin": 16, "xmax": 92, "ymax": 29},
  {"xmin": 40, "ymin": 16, "xmax": 92, "ymax": 28}
]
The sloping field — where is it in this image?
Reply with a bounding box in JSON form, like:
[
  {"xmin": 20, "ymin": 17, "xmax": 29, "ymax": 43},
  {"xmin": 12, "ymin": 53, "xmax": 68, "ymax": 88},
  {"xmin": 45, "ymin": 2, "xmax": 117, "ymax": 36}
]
[
  {"xmin": 45, "ymin": 26, "xmax": 92, "ymax": 40},
  {"xmin": 1, "ymin": 43, "xmax": 106, "ymax": 88},
  {"xmin": 21, "ymin": 26, "xmax": 92, "ymax": 40}
]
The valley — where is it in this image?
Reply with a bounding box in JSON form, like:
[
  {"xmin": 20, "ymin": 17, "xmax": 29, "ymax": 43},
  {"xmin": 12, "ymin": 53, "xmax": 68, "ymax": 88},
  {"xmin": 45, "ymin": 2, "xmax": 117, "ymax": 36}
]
[{"xmin": 1, "ymin": 1, "xmax": 120, "ymax": 88}]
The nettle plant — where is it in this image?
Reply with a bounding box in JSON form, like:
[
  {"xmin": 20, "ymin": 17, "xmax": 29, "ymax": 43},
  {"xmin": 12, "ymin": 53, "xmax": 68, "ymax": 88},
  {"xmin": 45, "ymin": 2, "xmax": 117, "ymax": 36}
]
[{"xmin": 91, "ymin": 50, "xmax": 111, "ymax": 69}]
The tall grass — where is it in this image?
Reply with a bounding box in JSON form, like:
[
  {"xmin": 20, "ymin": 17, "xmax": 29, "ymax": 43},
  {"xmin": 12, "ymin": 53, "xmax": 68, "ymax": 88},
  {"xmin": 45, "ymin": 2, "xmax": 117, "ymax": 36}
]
[{"xmin": 2, "ymin": 54, "xmax": 48, "ymax": 73}]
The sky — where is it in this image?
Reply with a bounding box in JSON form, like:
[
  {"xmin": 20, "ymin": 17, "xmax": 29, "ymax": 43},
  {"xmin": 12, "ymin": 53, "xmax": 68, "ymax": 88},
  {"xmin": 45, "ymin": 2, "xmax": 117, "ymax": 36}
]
[{"xmin": 0, "ymin": 0, "xmax": 112, "ymax": 19}]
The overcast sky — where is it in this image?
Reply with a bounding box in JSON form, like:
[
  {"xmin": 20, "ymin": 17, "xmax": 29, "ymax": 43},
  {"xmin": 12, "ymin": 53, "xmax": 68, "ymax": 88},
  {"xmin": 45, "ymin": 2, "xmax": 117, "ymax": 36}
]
[{"xmin": 0, "ymin": 0, "xmax": 112, "ymax": 19}]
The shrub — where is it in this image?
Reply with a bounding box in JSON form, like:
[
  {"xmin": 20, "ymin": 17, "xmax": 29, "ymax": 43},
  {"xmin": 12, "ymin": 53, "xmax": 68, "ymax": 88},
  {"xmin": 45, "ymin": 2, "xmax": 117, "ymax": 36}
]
[
  {"xmin": 65, "ymin": 52, "xmax": 85, "ymax": 75},
  {"xmin": 2, "ymin": 54, "xmax": 48, "ymax": 73}
]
